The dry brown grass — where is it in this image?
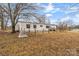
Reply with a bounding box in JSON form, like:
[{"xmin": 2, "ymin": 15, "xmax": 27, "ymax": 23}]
[{"xmin": 0, "ymin": 31, "xmax": 79, "ymax": 56}]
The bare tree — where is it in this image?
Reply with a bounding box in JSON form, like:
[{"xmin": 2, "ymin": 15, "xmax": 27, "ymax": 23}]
[
  {"xmin": 22, "ymin": 13, "xmax": 46, "ymax": 24},
  {"xmin": 0, "ymin": 3, "xmax": 43, "ymax": 33},
  {"xmin": 58, "ymin": 20, "xmax": 73, "ymax": 31}
]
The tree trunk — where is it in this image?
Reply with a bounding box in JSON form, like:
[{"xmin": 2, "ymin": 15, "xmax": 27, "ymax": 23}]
[
  {"xmin": 12, "ymin": 25, "xmax": 15, "ymax": 33},
  {"xmin": 1, "ymin": 13, "xmax": 4, "ymax": 30},
  {"xmin": 8, "ymin": 3, "xmax": 16, "ymax": 33},
  {"xmin": 11, "ymin": 22, "xmax": 16, "ymax": 33},
  {"xmin": 1, "ymin": 19, "xmax": 4, "ymax": 30}
]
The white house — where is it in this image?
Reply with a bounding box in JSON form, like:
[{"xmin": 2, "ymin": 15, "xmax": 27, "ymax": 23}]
[{"xmin": 15, "ymin": 21, "xmax": 57, "ymax": 32}]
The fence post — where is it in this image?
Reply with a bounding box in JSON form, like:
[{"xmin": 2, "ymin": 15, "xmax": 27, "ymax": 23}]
[{"xmin": 35, "ymin": 28, "xmax": 36, "ymax": 36}]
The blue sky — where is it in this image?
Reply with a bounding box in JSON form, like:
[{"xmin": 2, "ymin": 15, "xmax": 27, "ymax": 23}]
[{"xmin": 35, "ymin": 3, "xmax": 79, "ymax": 25}]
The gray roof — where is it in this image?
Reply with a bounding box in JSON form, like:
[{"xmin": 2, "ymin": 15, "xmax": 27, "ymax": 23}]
[{"xmin": 18, "ymin": 21, "xmax": 57, "ymax": 26}]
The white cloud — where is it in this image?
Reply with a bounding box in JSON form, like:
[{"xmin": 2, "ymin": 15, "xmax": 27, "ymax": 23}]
[
  {"xmin": 60, "ymin": 16, "xmax": 70, "ymax": 22},
  {"xmin": 43, "ymin": 3, "xmax": 61, "ymax": 13},
  {"xmin": 70, "ymin": 6, "xmax": 79, "ymax": 10},
  {"xmin": 46, "ymin": 3, "xmax": 54, "ymax": 11},
  {"xmin": 62, "ymin": 6, "xmax": 79, "ymax": 14},
  {"xmin": 44, "ymin": 3, "xmax": 55, "ymax": 12},
  {"xmin": 51, "ymin": 8, "xmax": 61, "ymax": 13},
  {"xmin": 72, "ymin": 17, "xmax": 79, "ymax": 25},
  {"xmin": 56, "ymin": 8, "xmax": 60, "ymax": 11},
  {"xmin": 75, "ymin": 14, "xmax": 79, "ymax": 17},
  {"xmin": 64, "ymin": 10, "xmax": 75, "ymax": 14},
  {"xmin": 72, "ymin": 14, "xmax": 79, "ymax": 24},
  {"xmin": 60, "ymin": 14, "xmax": 79, "ymax": 25},
  {"xmin": 51, "ymin": 19, "xmax": 57, "ymax": 24},
  {"xmin": 45, "ymin": 14, "xmax": 52, "ymax": 17},
  {"xmin": 65, "ymin": 6, "xmax": 79, "ymax": 14}
]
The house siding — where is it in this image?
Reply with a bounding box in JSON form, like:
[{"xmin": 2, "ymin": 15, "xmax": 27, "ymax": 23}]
[{"xmin": 15, "ymin": 22, "xmax": 49, "ymax": 32}]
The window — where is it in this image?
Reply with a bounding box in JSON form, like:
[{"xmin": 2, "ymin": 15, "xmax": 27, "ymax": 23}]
[
  {"xmin": 26, "ymin": 24, "xmax": 30, "ymax": 28},
  {"xmin": 40, "ymin": 25, "xmax": 43, "ymax": 27},
  {"xmin": 33, "ymin": 25, "xmax": 36, "ymax": 28},
  {"xmin": 46, "ymin": 26, "xmax": 49, "ymax": 28}
]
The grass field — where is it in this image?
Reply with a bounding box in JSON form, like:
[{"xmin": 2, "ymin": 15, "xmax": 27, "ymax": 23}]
[{"xmin": 0, "ymin": 31, "xmax": 79, "ymax": 56}]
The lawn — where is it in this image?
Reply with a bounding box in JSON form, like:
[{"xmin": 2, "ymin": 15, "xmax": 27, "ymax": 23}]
[{"xmin": 0, "ymin": 31, "xmax": 79, "ymax": 56}]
